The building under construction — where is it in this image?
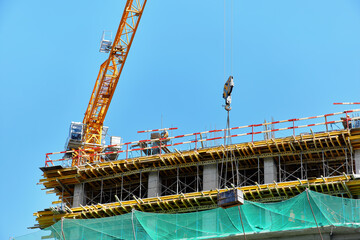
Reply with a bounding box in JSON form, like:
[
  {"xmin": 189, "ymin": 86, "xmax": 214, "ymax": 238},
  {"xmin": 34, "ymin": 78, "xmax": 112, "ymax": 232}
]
[
  {"xmin": 32, "ymin": 109, "xmax": 360, "ymax": 239},
  {"xmin": 26, "ymin": 1, "xmax": 360, "ymax": 239}
]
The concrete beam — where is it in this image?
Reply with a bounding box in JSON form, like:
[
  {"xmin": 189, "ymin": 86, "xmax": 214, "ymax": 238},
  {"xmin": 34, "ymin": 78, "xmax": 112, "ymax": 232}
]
[
  {"xmin": 264, "ymin": 157, "xmax": 277, "ymax": 184},
  {"xmin": 203, "ymin": 164, "xmax": 218, "ymax": 191},
  {"xmin": 148, "ymin": 171, "xmax": 161, "ymax": 197}
]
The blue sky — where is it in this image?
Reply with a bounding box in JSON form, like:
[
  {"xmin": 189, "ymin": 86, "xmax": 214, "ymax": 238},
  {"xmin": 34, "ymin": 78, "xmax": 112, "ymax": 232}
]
[{"xmin": 1, "ymin": 0, "xmax": 360, "ymax": 238}]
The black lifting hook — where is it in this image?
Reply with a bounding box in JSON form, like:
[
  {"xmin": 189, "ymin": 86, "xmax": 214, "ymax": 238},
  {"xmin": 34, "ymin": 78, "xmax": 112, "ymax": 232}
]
[{"xmin": 223, "ymin": 76, "xmax": 234, "ymax": 111}]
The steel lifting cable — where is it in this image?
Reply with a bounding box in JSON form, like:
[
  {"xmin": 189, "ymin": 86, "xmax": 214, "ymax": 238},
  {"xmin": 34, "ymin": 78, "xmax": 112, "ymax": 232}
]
[
  {"xmin": 238, "ymin": 206, "xmax": 247, "ymax": 240},
  {"xmin": 131, "ymin": 209, "xmax": 137, "ymax": 240},
  {"xmin": 306, "ymin": 189, "xmax": 324, "ymax": 240},
  {"xmin": 223, "ymin": 109, "xmax": 246, "ymax": 240},
  {"xmin": 227, "ymin": 111, "xmax": 237, "ymax": 187},
  {"xmin": 220, "ymin": 118, "xmax": 226, "ymax": 187},
  {"xmin": 224, "ymin": 0, "xmax": 234, "ymax": 76},
  {"xmin": 222, "ymin": 0, "xmax": 236, "ymax": 187},
  {"xmin": 221, "ymin": 110, "xmax": 235, "ymax": 187},
  {"xmin": 223, "ymin": 0, "xmax": 226, "ymax": 82},
  {"xmin": 227, "ymin": 110, "xmax": 240, "ymax": 186},
  {"xmin": 61, "ymin": 217, "xmax": 66, "ymax": 240},
  {"xmin": 220, "ymin": 110, "xmax": 230, "ymax": 188},
  {"xmin": 231, "ymin": 0, "xmax": 233, "ymax": 75}
]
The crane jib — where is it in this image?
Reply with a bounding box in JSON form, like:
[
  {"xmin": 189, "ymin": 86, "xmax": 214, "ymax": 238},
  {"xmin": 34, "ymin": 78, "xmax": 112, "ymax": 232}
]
[{"xmin": 82, "ymin": 0, "xmax": 147, "ymax": 148}]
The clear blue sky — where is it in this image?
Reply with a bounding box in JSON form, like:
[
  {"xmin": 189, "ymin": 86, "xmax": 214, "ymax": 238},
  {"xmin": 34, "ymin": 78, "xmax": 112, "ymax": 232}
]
[{"xmin": 1, "ymin": 0, "xmax": 360, "ymax": 238}]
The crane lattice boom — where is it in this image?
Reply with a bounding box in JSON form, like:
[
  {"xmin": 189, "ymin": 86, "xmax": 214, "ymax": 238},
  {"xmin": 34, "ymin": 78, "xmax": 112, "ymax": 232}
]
[{"xmin": 83, "ymin": 0, "xmax": 147, "ymax": 147}]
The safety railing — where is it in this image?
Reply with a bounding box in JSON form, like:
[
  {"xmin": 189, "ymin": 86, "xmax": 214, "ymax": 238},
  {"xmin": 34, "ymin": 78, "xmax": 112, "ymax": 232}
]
[{"xmin": 45, "ymin": 109, "xmax": 360, "ymax": 167}]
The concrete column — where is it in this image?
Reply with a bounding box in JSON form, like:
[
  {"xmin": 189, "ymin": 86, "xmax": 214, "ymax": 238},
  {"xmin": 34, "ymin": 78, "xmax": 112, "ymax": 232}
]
[
  {"xmin": 148, "ymin": 171, "xmax": 161, "ymax": 197},
  {"xmin": 355, "ymin": 150, "xmax": 360, "ymax": 175},
  {"xmin": 202, "ymin": 164, "xmax": 220, "ymax": 234},
  {"xmin": 355, "ymin": 150, "xmax": 360, "ymax": 199},
  {"xmin": 203, "ymin": 164, "xmax": 218, "ymax": 191},
  {"xmin": 72, "ymin": 183, "xmax": 86, "ymax": 207},
  {"xmin": 263, "ymin": 157, "xmax": 277, "ymax": 226},
  {"xmin": 264, "ymin": 157, "xmax": 277, "ymax": 184}
]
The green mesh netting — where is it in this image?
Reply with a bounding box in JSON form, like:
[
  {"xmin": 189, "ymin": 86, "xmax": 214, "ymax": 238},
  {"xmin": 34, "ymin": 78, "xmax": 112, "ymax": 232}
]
[{"xmin": 15, "ymin": 190, "xmax": 360, "ymax": 239}]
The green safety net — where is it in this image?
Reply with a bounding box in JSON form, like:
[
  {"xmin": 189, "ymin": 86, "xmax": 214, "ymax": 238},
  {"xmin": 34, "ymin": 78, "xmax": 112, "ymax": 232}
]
[{"xmin": 15, "ymin": 190, "xmax": 360, "ymax": 239}]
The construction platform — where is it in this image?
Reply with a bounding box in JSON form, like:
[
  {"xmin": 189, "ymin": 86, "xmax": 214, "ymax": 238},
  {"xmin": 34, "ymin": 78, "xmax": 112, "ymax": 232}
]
[{"xmin": 34, "ymin": 110, "xmax": 360, "ymax": 229}]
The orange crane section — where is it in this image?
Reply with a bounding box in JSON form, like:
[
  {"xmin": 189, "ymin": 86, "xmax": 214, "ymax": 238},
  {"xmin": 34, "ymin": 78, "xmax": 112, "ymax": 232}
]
[{"xmin": 83, "ymin": 0, "xmax": 147, "ymax": 148}]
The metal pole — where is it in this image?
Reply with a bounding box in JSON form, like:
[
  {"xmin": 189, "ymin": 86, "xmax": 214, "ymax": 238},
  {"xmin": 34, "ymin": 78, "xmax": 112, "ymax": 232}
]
[
  {"xmin": 306, "ymin": 189, "xmax": 324, "ymax": 240},
  {"xmin": 238, "ymin": 206, "xmax": 247, "ymax": 240},
  {"xmin": 345, "ymin": 148, "xmax": 349, "ymax": 174},
  {"xmin": 177, "ymin": 166, "xmax": 179, "ymax": 194},
  {"xmin": 131, "ymin": 209, "xmax": 137, "ymax": 240},
  {"xmin": 61, "ymin": 187, "xmax": 64, "ymax": 211},
  {"xmin": 351, "ymin": 150, "xmax": 354, "ymax": 174},
  {"xmin": 100, "ymin": 179, "xmax": 103, "ymax": 203},
  {"xmin": 293, "ymin": 120, "xmax": 295, "ymax": 136},
  {"xmin": 300, "ymin": 153, "xmax": 303, "ymax": 180},
  {"xmin": 284, "ymin": 159, "xmax": 286, "ymax": 181},
  {"xmin": 61, "ymin": 217, "xmax": 66, "ymax": 240},
  {"xmin": 322, "ymin": 151, "xmax": 325, "ymax": 177},
  {"xmin": 196, "ymin": 163, "xmax": 199, "ymax": 192},
  {"xmin": 139, "ymin": 171, "xmax": 142, "ymax": 198},
  {"xmin": 257, "ymin": 157, "xmax": 260, "ymax": 183},
  {"xmin": 121, "ymin": 174, "xmax": 123, "ymax": 201},
  {"xmin": 305, "ymin": 154, "xmax": 308, "ymax": 179},
  {"xmin": 236, "ymin": 155, "xmax": 240, "ymax": 186}
]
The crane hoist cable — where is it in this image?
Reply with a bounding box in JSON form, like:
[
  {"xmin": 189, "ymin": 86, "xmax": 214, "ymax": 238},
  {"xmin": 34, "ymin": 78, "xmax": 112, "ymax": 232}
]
[{"xmin": 224, "ymin": 0, "xmax": 235, "ymax": 80}]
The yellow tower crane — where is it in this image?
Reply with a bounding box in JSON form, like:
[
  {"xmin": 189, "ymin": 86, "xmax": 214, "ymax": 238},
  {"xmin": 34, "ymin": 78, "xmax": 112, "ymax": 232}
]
[{"xmin": 66, "ymin": 0, "xmax": 147, "ymax": 165}]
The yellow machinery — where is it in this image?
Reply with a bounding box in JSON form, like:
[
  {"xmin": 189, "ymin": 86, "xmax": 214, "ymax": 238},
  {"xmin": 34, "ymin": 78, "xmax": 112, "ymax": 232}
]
[{"xmin": 67, "ymin": 0, "xmax": 147, "ymax": 165}]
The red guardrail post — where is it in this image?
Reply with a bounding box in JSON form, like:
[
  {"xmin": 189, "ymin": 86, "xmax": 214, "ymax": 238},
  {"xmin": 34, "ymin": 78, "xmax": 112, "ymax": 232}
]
[
  {"xmin": 252, "ymin": 125, "xmax": 254, "ymax": 143},
  {"xmin": 195, "ymin": 133, "xmax": 197, "ymax": 150},
  {"xmin": 126, "ymin": 144, "xmax": 129, "ymax": 160},
  {"xmin": 293, "ymin": 120, "xmax": 295, "ymax": 136},
  {"xmin": 160, "ymin": 138, "xmax": 162, "ymax": 156},
  {"xmin": 325, "ymin": 116, "xmax": 328, "ymax": 132}
]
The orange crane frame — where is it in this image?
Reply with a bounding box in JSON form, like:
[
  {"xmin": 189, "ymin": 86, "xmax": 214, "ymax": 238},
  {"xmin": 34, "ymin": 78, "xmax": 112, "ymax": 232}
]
[{"xmin": 82, "ymin": 0, "xmax": 147, "ymax": 151}]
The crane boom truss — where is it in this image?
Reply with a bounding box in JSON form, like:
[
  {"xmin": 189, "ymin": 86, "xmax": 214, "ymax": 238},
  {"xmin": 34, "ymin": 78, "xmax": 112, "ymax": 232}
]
[{"xmin": 83, "ymin": 0, "xmax": 147, "ymax": 147}]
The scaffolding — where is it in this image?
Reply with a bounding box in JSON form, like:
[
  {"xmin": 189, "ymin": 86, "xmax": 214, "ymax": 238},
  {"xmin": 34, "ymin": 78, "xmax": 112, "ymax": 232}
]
[
  {"xmin": 34, "ymin": 109, "xmax": 360, "ymax": 233},
  {"xmin": 21, "ymin": 191, "xmax": 360, "ymax": 239}
]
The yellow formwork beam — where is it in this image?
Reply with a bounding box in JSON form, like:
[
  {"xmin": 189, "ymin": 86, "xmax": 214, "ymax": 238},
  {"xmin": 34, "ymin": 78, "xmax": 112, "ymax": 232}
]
[{"xmin": 34, "ymin": 175, "xmax": 357, "ymax": 229}]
